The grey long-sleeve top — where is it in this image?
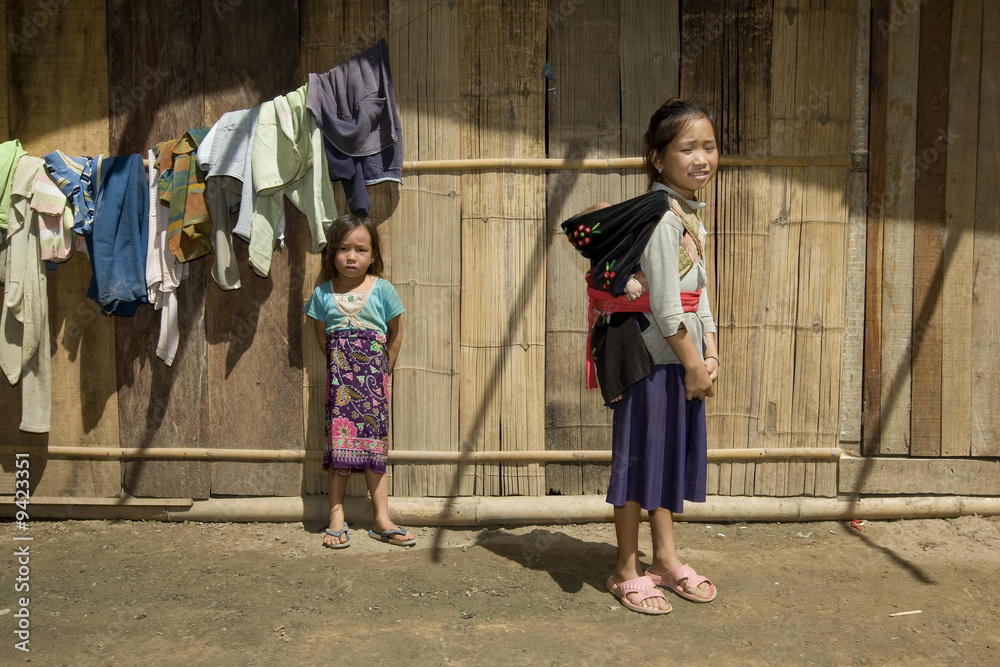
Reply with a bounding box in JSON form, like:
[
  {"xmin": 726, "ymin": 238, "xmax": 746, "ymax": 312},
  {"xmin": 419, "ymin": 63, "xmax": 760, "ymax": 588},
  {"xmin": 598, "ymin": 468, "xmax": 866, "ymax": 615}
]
[{"xmin": 639, "ymin": 182, "xmax": 717, "ymax": 365}]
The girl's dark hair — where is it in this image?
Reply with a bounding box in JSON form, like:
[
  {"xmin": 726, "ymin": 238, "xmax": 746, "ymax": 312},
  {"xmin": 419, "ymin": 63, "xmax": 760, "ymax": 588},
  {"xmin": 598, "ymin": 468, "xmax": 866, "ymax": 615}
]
[
  {"xmin": 321, "ymin": 213, "xmax": 384, "ymax": 281},
  {"xmin": 642, "ymin": 98, "xmax": 718, "ymax": 185}
]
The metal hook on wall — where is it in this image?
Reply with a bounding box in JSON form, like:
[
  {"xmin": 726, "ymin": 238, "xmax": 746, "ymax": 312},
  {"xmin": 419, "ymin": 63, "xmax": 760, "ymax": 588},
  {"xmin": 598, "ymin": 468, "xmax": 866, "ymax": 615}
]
[{"xmin": 541, "ymin": 62, "xmax": 556, "ymax": 96}]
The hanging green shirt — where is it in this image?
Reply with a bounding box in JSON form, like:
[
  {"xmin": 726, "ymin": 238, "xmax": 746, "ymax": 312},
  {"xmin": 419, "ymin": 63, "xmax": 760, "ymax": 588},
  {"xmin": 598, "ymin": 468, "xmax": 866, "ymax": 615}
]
[{"xmin": 0, "ymin": 140, "xmax": 28, "ymax": 231}]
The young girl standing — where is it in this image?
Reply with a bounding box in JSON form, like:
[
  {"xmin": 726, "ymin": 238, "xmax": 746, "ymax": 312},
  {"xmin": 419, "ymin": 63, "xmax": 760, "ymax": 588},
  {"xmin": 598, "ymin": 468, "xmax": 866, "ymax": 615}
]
[
  {"xmin": 568, "ymin": 99, "xmax": 720, "ymax": 614},
  {"xmin": 303, "ymin": 213, "xmax": 415, "ymax": 549}
]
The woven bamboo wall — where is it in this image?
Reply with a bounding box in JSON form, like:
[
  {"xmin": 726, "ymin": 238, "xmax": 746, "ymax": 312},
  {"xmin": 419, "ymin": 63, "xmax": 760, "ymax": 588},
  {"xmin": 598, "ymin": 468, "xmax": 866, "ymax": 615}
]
[
  {"xmin": 383, "ymin": 1, "xmax": 463, "ymax": 498},
  {"xmin": 2, "ymin": 0, "xmax": 998, "ymax": 504},
  {"xmin": 544, "ymin": 0, "xmax": 679, "ymax": 497}
]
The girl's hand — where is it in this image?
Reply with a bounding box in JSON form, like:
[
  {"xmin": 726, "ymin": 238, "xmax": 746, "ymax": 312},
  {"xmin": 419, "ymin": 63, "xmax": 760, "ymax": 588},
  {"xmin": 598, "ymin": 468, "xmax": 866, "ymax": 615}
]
[
  {"xmin": 624, "ymin": 270, "xmax": 648, "ymax": 302},
  {"xmin": 684, "ymin": 363, "xmax": 714, "ymax": 400},
  {"xmin": 705, "ymin": 356, "xmax": 719, "ymax": 382},
  {"xmin": 624, "ymin": 277, "xmax": 643, "ymax": 302}
]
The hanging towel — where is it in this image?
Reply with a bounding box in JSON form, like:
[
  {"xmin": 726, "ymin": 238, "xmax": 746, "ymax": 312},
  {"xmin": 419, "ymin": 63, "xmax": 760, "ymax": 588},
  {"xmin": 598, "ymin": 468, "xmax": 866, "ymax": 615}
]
[
  {"xmin": 155, "ymin": 127, "xmax": 213, "ymax": 262},
  {"xmin": 33, "ymin": 169, "xmax": 76, "ymax": 263},
  {"xmin": 145, "ymin": 149, "xmax": 187, "ymax": 365},
  {"xmin": 44, "ymin": 149, "xmax": 97, "ymax": 235}
]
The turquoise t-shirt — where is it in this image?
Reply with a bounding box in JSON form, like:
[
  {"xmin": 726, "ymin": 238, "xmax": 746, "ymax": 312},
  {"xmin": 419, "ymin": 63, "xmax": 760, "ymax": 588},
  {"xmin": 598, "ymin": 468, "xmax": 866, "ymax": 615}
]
[{"xmin": 303, "ymin": 277, "xmax": 404, "ymax": 335}]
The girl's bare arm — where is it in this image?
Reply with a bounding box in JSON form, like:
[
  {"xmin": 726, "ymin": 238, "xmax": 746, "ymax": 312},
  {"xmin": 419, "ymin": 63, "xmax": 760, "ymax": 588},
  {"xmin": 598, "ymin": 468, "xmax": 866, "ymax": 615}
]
[
  {"xmin": 314, "ymin": 318, "xmax": 326, "ymax": 352},
  {"xmin": 666, "ymin": 326, "xmax": 714, "ymax": 399},
  {"xmin": 703, "ymin": 331, "xmax": 719, "ymax": 381},
  {"xmin": 385, "ymin": 315, "xmax": 402, "ymax": 374}
]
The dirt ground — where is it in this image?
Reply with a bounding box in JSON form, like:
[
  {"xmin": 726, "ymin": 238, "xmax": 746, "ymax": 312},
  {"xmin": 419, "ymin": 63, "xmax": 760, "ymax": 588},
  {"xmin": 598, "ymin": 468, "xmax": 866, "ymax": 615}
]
[{"xmin": 1, "ymin": 513, "xmax": 997, "ymax": 666}]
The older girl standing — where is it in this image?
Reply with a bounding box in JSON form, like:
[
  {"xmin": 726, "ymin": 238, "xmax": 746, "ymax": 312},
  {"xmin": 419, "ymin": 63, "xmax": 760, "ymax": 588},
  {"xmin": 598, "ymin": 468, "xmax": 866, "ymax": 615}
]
[{"xmin": 568, "ymin": 99, "xmax": 721, "ymax": 614}]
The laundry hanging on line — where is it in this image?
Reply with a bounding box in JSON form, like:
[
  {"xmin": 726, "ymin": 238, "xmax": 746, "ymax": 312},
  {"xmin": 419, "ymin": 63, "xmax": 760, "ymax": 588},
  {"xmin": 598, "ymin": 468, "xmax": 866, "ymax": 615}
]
[{"xmin": 0, "ymin": 40, "xmax": 403, "ymax": 434}]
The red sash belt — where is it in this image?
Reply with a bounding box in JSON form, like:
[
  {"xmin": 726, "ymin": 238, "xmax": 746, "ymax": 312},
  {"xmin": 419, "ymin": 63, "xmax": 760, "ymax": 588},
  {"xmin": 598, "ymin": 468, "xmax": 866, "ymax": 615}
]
[{"xmin": 585, "ymin": 281, "xmax": 701, "ymax": 390}]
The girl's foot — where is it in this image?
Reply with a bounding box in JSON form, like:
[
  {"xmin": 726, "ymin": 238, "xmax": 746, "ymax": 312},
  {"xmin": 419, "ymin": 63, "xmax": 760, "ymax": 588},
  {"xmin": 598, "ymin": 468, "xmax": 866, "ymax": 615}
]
[
  {"xmin": 607, "ymin": 575, "xmax": 672, "ymax": 615},
  {"xmin": 324, "ymin": 507, "xmax": 349, "ymax": 547},
  {"xmin": 645, "ymin": 564, "xmax": 716, "ymax": 602},
  {"xmin": 370, "ymin": 522, "xmax": 415, "ymax": 545},
  {"xmin": 609, "ymin": 571, "xmax": 672, "ymax": 612}
]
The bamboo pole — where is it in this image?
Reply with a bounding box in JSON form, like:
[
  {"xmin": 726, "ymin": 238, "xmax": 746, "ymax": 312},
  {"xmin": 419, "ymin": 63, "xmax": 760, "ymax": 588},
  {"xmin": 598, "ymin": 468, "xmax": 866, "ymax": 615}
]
[
  {"xmin": 391, "ymin": 448, "xmax": 843, "ymax": 463},
  {"xmin": 137, "ymin": 155, "xmax": 857, "ymax": 171},
  {"xmin": 400, "ymin": 155, "xmax": 852, "ymax": 172},
  {"xmin": 0, "ymin": 446, "xmax": 844, "ymax": 463},
  {"xmin": 141, "ymin": 155, "xmax": 850, "ymax": 171},
  {"xmin": 4, "ymin": 494, "xmax": 997, "ymax": 524}
]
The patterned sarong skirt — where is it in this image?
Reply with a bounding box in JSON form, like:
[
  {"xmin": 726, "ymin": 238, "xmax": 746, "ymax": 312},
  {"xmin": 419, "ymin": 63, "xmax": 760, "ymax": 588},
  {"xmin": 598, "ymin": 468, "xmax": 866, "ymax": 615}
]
[{"xmin": 323, "ymin": 328, "xmax": 390, "ymax": 473}]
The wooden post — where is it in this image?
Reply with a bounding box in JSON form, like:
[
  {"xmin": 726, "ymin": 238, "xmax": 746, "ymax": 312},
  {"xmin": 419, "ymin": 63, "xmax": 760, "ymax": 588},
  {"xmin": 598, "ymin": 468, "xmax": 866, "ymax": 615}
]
[{"xmin": 910, "ymin": 0, "xmax": 952, "ymax": 457}]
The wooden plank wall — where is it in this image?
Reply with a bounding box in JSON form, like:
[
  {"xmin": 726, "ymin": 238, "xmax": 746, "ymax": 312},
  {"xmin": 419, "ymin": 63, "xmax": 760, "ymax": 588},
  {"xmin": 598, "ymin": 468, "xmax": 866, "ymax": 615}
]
[
  {"xmin": 109, "ymin": 1, "xmax": 305, "ymax": 499},
  {"xmin": 0, "ymin": 0, "xmax": 7, "ymax": 141},
  {"xmin": 909, "ymin": 0, "xmax": 950, "ymax": 457},
  {"xmin": 839, "ymin": 1, "xmax": 870, "ymax": 451},
  {"xmin": 870, "ymin": 0, "xmax": 918, "ymax": 456},
  {"xmin": 109, "ymin": 0, "xmax": 211, "ymax": 500},
  {"xmin": 1, "ymin": 0, "xmax": 119, "ymax": 499},
  {"xmin": 864, "ymin": 0, "xmax": 1000, "ymax": 460},
  {"xmin": 682, "ymin": 0, "xmax": 773, "ymax": 497},
  {"xmin": 770, "ymin": 1, "xmax": 852, "ymax": 497},
  {"xmin": 201, "ymin": 2, "xmax": 304, "ymax": 496},
  {"xmin": 972, "ymin": 0, "xmax": 1000, "ymax": 457},
  {"xmin": 941, "ymin": 0, "xmax": 980, "ymax": 457}
]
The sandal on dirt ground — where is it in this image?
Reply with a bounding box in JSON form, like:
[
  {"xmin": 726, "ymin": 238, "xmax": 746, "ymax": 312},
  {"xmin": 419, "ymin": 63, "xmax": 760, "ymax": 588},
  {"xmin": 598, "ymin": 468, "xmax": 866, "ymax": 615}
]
[
  {"xmin": 368, "ymin": 526, "xmax": 416, "ymax": 546},
  {"xmin": 606, "ymin": 575, "xmax": 672, "ymax": 615},
  {"xmin": 645, "ymin": 564, "xmax": 717, "ymax": 603},
  {"xmin": 323, "ymin": 526, "xmax": 351, "ymax": 549}
]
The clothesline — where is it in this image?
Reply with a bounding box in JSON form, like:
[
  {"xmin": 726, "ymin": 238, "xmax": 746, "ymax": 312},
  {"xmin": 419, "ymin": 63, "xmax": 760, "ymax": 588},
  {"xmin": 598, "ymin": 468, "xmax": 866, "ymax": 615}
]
[
  {"xmin": 135, "ymin": 154, "xmax": 853, "ymax": 171},
  {"xmin": 396, "ymin": 155, "xmax": 853, "ymax": 171}
]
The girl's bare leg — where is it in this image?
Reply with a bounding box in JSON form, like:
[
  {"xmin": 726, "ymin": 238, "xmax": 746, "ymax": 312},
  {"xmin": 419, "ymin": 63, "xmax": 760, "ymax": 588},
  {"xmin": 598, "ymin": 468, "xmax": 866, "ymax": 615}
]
[
  {"xmin": 323, "ymin": 468, "xmax": 350, "ymax": 546},
  {"xmin": 647, "ymin": 507, "xmax": 714, "ymax": 599},
  {"xmin": 610, "ymin": 501, "xmax": 670, "ymax": 612},
  {"xmin": 364, "ymin": 469, "xmax": 414, "ymax": 543}
]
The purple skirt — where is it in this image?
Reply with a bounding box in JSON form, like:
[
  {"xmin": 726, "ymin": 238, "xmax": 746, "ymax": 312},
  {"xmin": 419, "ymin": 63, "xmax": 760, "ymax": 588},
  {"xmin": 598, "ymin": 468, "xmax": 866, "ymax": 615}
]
[
  {"xmin": 323, "ymin": 329, "xmax": 390, "ymax": 473},
  {"xmin": 606, "ymin": 364, "xmax": 708, "ymax": 513}
]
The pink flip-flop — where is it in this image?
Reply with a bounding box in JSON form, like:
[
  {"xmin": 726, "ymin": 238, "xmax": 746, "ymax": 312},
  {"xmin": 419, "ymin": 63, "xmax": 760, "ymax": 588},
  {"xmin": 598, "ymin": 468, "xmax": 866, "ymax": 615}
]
[
  {"xmin": 606, "ymin": 575, "xmax": 672, "ymax": 615},
  {"xmin": 646, "ymin": 564, "xmax": 717, "ymax": 603}
]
